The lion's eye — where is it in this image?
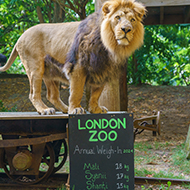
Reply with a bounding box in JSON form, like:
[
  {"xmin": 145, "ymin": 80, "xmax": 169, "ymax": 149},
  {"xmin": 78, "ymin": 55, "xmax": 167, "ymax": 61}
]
[
  {"xmin": 131, "ymin": 18, "xmax": 135, "ymax": 22},
  {"xmin": 115, "ymin": 16, "xmax": 121, "ymax": 21}
]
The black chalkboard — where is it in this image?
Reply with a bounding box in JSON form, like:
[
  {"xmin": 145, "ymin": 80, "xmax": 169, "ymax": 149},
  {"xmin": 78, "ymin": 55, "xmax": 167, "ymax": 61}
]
[{"xmin": 69, "ymin": 113, "xmax": 134, "ymax": 190}]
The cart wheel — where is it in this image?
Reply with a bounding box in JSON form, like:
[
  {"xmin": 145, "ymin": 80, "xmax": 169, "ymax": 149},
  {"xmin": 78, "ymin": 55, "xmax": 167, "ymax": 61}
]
[
  {"xmin": 52, "ymin": 139, "xmax": 68, "ymax": 174},
  {"xmin": 2, "ymin": 143, "xmax": 55, "ymax": 185}
]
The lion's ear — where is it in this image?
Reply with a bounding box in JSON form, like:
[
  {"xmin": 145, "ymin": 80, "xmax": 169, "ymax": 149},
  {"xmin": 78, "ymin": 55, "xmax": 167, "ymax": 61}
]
[
  {"xmin": 102, "ymin": 2, "xmax": 112, "ymax": 16},
  {"xmin": 134, "ymin": 3, "xmax": 147, "ymax": 21},
  {"xmin": 102, "ymin": 1, "xmax": 118, "ymax": 17}
]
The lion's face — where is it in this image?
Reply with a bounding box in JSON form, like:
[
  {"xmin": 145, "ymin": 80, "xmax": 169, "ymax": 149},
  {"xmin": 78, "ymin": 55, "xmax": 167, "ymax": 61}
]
[
  {"xmin": 110, "ymin": 8, "xmax": 137, "ymax": 46},
  {"xmin": 101, "ymin": 0, "xmax": 146, "ymax": 59}
]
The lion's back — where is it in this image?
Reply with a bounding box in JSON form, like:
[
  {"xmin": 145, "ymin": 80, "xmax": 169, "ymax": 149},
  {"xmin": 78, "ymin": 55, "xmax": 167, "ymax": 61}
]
[{"xmin": 16, "ymin": 22, "xmax": 81, "ymax": 63}]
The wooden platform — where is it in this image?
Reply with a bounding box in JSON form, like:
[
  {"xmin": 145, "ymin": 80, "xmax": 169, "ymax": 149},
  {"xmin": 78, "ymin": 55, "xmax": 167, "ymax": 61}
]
[
  {"xmin": 0, "ymin": 112, "xmax": 68, "ymax": 135},
  {"xmin": 0, "ymin": 112, "xmax": 68, "ymax": 120}
]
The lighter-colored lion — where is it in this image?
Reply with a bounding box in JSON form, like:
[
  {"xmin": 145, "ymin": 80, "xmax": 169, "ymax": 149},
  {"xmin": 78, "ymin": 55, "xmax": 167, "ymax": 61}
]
[{"xmin": 0, "ymin": 0, "xmax": 146, "ymax": 115}]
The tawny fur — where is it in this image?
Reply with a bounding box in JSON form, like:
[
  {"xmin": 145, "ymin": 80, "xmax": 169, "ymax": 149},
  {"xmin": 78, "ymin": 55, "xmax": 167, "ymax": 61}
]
[{"xmin": 0, "ymin": 0, "xmax": 146, "ymax": 115}]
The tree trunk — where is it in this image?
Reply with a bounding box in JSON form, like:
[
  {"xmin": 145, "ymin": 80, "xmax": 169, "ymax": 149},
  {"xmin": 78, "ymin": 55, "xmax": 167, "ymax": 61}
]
[
  {"xmin": 120, "ymin": 61, "xmax": 128, "ymax": 111},
  {"xmin": 53, "ymin": 2, "xmax": 65, "ymax": 23},
  {"xmin": 34, "ymin": 0, "xmax": 45, "ymax": 23},
  {"xmin": 132, "ymin": 54, "xmax": 141, "ymax": 85}
]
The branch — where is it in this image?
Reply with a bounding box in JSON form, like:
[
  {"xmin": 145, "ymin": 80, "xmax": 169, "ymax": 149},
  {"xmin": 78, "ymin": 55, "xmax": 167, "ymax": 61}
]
[
  {"xmin": 54, "ymin": 0, "xmax": 88, "ymax": 19},
  {"xmin": 55, "ymin": 1, "xmax": 78, "ymax": 21}
]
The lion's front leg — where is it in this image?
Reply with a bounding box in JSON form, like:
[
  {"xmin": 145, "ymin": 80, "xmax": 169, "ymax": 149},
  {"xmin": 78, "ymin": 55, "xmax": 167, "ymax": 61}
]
[
  {"xmin": 68, "ymin": 66, "xmax": 86, "ymax": 114},
  {"xmin": 88, "ymin": 85, "xmax": 108, "ymax": 114}
]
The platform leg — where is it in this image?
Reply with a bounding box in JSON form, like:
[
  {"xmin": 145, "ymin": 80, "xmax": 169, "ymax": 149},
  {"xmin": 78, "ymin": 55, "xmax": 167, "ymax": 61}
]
[
  {"xmin": 66, "ymin": 124, "xmax": 70, "ymax": 189},
  {"xmin": 152, "ymin": 119, "xmax": 157, "ymax": 136}
]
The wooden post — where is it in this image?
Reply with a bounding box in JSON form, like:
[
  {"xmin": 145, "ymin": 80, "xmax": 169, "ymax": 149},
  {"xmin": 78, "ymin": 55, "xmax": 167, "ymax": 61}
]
[
  {"xmin": 96, "ymin": 0, "xmax": 128, "ymax": 112},
  {"xmin": 99, "ymin": 78, "xmax": 120, "ymax": 111},
  {"xmin": 96, "ymin": 0, "xmax": 120, "ymax": 111}
]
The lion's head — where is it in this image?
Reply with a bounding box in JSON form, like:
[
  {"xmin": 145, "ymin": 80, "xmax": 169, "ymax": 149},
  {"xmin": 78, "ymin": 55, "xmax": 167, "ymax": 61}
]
[{"xmin": 101, "ymin": 0, "xmax": 146, "ymax": 60}]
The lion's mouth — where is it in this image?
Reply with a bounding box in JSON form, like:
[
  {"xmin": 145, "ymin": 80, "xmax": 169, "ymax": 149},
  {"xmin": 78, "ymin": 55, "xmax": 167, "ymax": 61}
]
[
  {"xmin": 122, "ymin": 36, "xmax": 130, "ymax": 43},
  {"xmin": 116, "ymin": 36, "xmax": 130, "ymax": 45}
]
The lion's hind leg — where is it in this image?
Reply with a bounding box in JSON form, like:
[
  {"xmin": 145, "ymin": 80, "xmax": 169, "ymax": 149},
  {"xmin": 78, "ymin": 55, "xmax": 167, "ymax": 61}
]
[
  {"xmin": 88, "ymin": 85, "xmax": 108, "ymax": 114},
  {"xmin": 43, "ymin": 79, "xmax": 68, "ymax": 113},
  {"xmin": 28, "ymin": 74, "xmax": 55, "ymax": 115},
  {"xmin": 21, "ymin": 58, "xmax": 55, "ymax": 115}
]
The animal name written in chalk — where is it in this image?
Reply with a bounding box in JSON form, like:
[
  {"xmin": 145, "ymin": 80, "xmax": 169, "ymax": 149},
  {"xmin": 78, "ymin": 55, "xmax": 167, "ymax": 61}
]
[{"xmin": 77, "ymin": 118, "xmax": 127, "ymax": 142}]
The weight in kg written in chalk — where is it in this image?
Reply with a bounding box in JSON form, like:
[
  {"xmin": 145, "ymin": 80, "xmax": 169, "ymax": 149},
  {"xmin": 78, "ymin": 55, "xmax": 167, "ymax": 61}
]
[
  {"xmin": 116, "ymin": 173, "xmax": 129, "ymax": 182},
  {"xmin": 116, "ymin": 183, "xmax": 129, "ymax": 189},
  {"xmin": 115, "ymin": 163, "xmax": 130, "ymax": 171}
]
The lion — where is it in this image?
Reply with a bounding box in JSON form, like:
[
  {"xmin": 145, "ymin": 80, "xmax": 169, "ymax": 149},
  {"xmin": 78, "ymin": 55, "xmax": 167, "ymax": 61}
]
[{"xmin": 0, "ymin": 0, "xmax": 146, "ymax": 115}]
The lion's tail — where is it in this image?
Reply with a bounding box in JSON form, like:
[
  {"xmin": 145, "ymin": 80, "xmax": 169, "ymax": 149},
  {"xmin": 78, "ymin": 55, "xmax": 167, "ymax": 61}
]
[{"xmin": 0, "ymin": 45, "xmax": 18, "ymax": 72}]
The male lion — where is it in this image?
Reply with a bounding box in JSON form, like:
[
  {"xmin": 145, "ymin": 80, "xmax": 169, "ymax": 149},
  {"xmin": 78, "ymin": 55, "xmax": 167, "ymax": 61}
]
[{"xmin": 0, "ymin": 0, "xmax": 146, "ymax": 115}]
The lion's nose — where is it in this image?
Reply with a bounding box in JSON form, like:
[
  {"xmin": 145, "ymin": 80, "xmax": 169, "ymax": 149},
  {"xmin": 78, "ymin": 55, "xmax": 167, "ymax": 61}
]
[{"xmin": 121, "ymin": 27, "xmax": 131, "ymax": 34}]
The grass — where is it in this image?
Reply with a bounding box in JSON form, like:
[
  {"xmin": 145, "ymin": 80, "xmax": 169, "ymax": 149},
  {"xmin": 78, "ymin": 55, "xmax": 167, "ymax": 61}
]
[
  {"xmin": 171, "ymin": 144, "xmax": 190, "ymax": 175},
  {"xmin": 134, "ymin": 140, "xmax": 190, "ymax": 189},
  {"xmin": 0, "ymin": 100, "xmax": 17, "ymax": 112}
]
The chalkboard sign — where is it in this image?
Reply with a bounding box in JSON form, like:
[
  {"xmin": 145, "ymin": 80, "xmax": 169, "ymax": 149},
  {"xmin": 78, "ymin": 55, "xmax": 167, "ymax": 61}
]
[{"xmin": 69, "ymin": 113, "xmax": 134, "ymax": 190}]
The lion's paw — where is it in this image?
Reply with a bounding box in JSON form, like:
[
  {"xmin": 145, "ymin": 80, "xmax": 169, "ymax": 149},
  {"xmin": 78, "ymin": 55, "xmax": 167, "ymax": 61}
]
[
  {"xmin": 100, "ymin": 106, "xmax": 108, "ymax": 113},
  {"xmin": 69, "ymin": 107, "xmax": 85, "ymax": 114},
  {"xmin": 89, "ymin": 106, "xmax": 108, "ymax": 114},
  {"xmin": 40, "ymin": 108, "xmax": 56, "ymax": 115}
]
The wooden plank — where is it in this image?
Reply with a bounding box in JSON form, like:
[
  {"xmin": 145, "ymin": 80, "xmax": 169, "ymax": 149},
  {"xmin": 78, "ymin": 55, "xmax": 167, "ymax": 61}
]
[
  {"xmin": 160, "ymin": 6, "xmax": 164, "ymax": 24},
  {"xmin": 0, "ymin": 133, "xmax": 66, "ymax": 148},
  {"xmin": 184, "ymin": 6, "xmax": 190, "ymax": 22},
  {"xmin": 144, "ymin": 13, "xmax": 190, "ymax": 25},
  {"xmin": 140, "ymin": 0, "xmax": 190, "ymax": 7},
  {"xmin": 95, "ymin": 0, "xmax": 190, "ymax": 8},
  {"xmin": 0, "ymin": 112, "xmax": 68, "ymax": 120}
]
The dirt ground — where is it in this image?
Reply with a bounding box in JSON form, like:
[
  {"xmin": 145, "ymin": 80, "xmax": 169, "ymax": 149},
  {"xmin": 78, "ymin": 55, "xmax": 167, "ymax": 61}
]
[
  {"xmin": 0, "ymin": 74, "xmax": 189, "ymax": 142},
  {"xmin": 128, "ymin": 84, "xmax": 190, "ymax": 142},
  {"xmin": 0, "ymin": 74, "xmax": 190, "ymax": 189}
]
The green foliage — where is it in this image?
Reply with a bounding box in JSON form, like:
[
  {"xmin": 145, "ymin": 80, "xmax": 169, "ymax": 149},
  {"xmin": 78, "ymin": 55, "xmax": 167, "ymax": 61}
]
[
  {"xmin": 85, "ymin": 0, "xmax": 95, "ymax": 16},
  {"xmin": 0, "ymin": 0, "xmax": 39, "ymax": 55},
  {"xmin": 0, "ymin": 0, "xmax": 94, "ymax": 55},
  {"xmin": 6, "ymin": 57, "xmax": 26, "ymax": 74},
  {"xmin": 128, "ymin": 24, "xmax": 190, "ymax": 86},
  {"xmin": 0, "ymin": 100, "xmax": 8, "ymax": 112}
]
